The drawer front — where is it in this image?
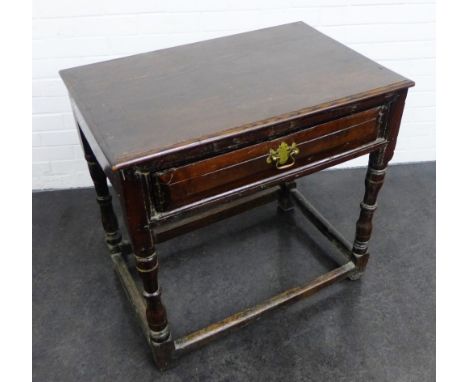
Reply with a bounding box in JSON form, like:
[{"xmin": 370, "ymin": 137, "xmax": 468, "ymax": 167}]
[{"xmin": 153, "ymin": 106, "xmax": 383, "ymax": 211}]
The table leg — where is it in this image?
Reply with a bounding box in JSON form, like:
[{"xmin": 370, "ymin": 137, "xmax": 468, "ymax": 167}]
[
  {"xmin": 350, "ymin": 89, "xmax": 408, "ymax": 280},
  {"xmin": 278, "ymin": 182, "xmax": 296, "ymax": 212},
  {"xmin": 119, "ymin": 169, "xmax": 175, "ymax": 370},
  {"xmin": 349, "ymin": 150, "xmax": 387, "ymax": 280},
  {"xmin": 81, "ymin": 131, "xmax": 122, "ymax": 254},
  {"xmin": 135, "ymin": 242, "xmax": 174, "ymax": 369}
]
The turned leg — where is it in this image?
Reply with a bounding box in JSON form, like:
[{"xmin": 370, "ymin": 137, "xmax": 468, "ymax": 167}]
[
  {"xmin": 278, "ymin": 182, "xmax": 296, "ymax": 212},
  {"xmin": 120, "ymin": 168, "xmax": 174, "ymax": 370},
  {"xmin": 349, "ymin": 89, "xmax": 408, "ymax": 280},
  {"xmin": 349, "ymin": 150, "xmax": 387, "ymax": 280},
  {"xmin": 80, "ymin": 130, "xmax": 122, "ymax": 253},
  {"xmin": 135, "ymin": 242, "xmax": 174, "ymax": 369}
]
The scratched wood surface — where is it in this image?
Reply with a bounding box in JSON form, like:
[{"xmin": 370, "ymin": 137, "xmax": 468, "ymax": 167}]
[{"xmin": 60, "ymin": 22, "xmax": 413, "ymax": 171}]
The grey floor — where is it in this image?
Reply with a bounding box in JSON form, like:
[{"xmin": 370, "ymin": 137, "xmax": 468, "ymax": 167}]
[{"xmin": 33, "ymin": 162, "xmax": 435, "ymax": 382}]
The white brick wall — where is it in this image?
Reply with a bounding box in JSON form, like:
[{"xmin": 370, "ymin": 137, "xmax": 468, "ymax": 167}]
[{"xmin": 32, "ymin": 0, "xmax": 435, "ymax": 189}]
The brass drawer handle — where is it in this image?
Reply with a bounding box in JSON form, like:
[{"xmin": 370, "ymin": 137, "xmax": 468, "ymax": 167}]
[{"xmin": 266, "ymin": 142, "xmax": 300, "ymax": 170}]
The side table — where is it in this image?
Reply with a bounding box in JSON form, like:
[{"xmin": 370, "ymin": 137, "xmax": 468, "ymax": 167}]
[{"xmin": 60, "ymin": 22, "xmax": 414, "ymax": 370}]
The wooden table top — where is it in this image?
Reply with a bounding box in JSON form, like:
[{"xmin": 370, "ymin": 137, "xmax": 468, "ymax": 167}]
[{"xmin": 60, "ymin": 22, "xmax": 413, "ymax": 171}]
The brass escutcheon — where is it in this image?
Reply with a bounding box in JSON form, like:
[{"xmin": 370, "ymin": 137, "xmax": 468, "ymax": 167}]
[{"xmin": 266, "ymin": 142, "xmax": 300, "ymax": 170}]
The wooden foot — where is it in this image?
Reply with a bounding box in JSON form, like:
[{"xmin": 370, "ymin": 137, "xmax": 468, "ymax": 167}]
[
  {"xmin": 151, "ymin": 337, "xmax": 176, "ymax": 371},
  {"xmin": 347, "ymin": 253, "xmax": 369, "ymax": 280},
  {"xmin": 277, "ymin": 182, "xmax": 296, "ymax": 212}
]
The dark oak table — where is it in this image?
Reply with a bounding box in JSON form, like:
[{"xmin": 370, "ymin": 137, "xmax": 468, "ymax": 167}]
[{"xmin": 60, "ymin": 22, "xmax": 414, "ymax": 370}]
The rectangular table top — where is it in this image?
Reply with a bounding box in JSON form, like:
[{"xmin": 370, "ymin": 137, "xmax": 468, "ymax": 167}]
[{"xmin": 60, "ymin": 22, "xmax": 413, "ymax": 171}]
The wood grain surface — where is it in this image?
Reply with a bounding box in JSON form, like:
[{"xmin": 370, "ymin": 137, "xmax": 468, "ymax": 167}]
[{"xmin": 60, "ymin": 22, "xmax": 413, "ymax": 171}]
